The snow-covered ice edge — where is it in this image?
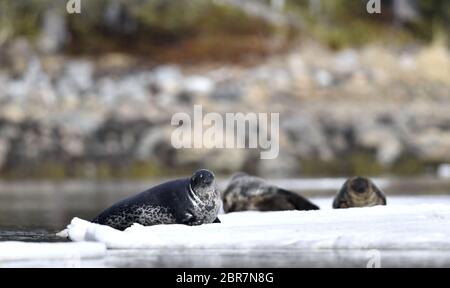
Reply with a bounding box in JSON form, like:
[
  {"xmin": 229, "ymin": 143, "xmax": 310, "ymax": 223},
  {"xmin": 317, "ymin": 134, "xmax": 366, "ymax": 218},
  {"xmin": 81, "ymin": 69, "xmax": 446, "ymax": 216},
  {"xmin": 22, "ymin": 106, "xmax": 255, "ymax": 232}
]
[{"xmin": 65, "ymin": 204, "xmax": 450, "ymax": 251}]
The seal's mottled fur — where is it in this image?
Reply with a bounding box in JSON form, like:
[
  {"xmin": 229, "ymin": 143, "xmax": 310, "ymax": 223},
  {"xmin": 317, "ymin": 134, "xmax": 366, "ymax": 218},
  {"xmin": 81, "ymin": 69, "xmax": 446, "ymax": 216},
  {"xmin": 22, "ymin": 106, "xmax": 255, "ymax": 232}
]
[
  {"xmin": 223, "ymin": 172, "xmax": 319, "ymax": 212},
  {"xmin": 92, "ymin": 169, "xmax": 221, "ymax": 230}
]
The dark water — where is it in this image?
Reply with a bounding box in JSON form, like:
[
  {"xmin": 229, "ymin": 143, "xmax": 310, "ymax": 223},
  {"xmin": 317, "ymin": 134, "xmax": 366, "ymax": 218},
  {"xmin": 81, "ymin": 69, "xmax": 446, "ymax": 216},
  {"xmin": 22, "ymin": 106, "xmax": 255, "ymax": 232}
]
[
  {"xmin": 0, "ymin": 229, "xmax": 67, "ymax": 242},
  {"xmin": 0, "ymin": 180, "xmax": 161, "ymax": 230},
  {"xmin": 0, "ymin": 180, "xmax": 151, "ymax": 244}
]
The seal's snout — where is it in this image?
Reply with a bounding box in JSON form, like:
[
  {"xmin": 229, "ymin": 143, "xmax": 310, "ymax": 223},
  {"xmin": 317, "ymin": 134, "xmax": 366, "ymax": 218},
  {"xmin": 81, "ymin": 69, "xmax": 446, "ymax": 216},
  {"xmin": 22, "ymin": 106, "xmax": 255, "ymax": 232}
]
[
  {"xmin": 191, "ymin": 169, "xmax": 215, "ymax": 187},
  {"xmin": 350, "ymin": 177, "xmax": 369, "ymax": 193}
]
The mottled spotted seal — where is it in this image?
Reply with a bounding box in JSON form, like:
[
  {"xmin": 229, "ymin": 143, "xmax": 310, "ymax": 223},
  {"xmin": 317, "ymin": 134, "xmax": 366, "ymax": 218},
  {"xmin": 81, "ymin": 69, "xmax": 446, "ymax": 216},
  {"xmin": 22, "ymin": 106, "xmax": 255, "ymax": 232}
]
[
  {"xmin": 222, "ymin": 172, "xmax": 319, "ymax": 212},
  {"xmin": 92, "ymin": 169, "xmax": 221, "ymax": 230},
  {"xmin": 333, "ymin": 176, "xmax": 387, "ymax": 209}
]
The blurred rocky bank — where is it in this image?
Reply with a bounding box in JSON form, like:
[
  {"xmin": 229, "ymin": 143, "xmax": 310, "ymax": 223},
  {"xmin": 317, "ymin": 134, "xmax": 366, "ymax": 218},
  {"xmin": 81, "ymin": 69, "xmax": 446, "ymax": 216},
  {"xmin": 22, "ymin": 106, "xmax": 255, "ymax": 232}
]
[{"xmin": 0, "ymin": 39, "xmax": 449, "ymax": 179}]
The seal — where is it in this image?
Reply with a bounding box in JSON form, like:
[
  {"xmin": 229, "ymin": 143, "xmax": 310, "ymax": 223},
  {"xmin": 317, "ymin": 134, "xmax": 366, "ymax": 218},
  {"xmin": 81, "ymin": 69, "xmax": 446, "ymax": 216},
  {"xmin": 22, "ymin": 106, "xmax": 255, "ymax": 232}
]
[
  {"xmin": 92, "ymin": 169, "xmax": 221, "ymax": 230},
  {"xmin": 333, "ymin": 176, "xmax": 386, "ymax": 209},
  {"xmin": 222, "ymin": 172, "xmax": 319, "ymax": 212}
]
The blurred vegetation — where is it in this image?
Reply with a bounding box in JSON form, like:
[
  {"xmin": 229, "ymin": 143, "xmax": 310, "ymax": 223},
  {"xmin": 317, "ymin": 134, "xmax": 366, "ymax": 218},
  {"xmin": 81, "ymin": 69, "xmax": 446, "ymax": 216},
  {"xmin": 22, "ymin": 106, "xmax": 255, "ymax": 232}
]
[
  {"xmin": 0, "ymin": 0, "xmax": 49, "ymax": 42},
  {"xmin": 1, "ymin": 0, "xmax": 277, "ymax": 62},
  {"xmin": 0, "ymin": 160, "xmax": 194, "ymax": 180},
  {"xmin": 300, "ymin": 150, "xmax": 433, "ymax": 177},
  {"xmin": 0, "ymin": 153, "xmax": 435, "ymax": 180},
  {"xmin": 0, "ymin": 0, "xmax": 448, "ymax": 59},
  {"xmin": 285, "ymin": 0, "xmax": 449, "ymax": 49},
  {"xmin": 65, "ymin": 0, "xmax": 276, "ymax": 59}
]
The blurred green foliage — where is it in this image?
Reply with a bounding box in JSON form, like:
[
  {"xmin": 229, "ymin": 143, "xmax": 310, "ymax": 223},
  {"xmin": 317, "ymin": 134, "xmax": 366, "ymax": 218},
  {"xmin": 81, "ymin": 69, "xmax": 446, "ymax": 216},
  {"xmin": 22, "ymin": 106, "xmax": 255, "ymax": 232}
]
[
  {"xmin": 0, "ymin": 155, "xmax": 430, "ymax": 180},
  {"xmin": 415, "ymin": 0, "xmax": 450, "ymax": 41},
  {"xmin": 0, "ymin": 159, "xmax": 192, "ymax": 180},
  {"xmin": 300, "ymin": 150, "xmax": 429, "ymax": 177},
  {"xmin": 0, "ymin": 0, "xmax": 448, "ymax": 54},
  {"xmin": 285, "ymin": 0, "xmax": 449, "ymax": 49},
  {"xmin": 133, "ymin": 0, "xmax": 271, "ymax": 36},
  {"xmin": 0, "ymin": 0, "xmax": 50, "ymax": 41},
  {"xmin": 64, "ymin": 0, "xmax": 275, "ymax": 58}
]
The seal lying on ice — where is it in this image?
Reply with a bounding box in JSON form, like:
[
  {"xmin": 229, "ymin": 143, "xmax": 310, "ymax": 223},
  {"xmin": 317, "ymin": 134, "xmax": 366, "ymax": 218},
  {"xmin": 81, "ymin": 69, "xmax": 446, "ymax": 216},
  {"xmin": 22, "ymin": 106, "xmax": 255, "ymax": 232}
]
[
  {"xmin": 222, "ymin": 172, "xmax": 319, "ymax": 212},
  {"xmin": 92, "ymin": 169, "xmax": 221, "ymax": 230}
]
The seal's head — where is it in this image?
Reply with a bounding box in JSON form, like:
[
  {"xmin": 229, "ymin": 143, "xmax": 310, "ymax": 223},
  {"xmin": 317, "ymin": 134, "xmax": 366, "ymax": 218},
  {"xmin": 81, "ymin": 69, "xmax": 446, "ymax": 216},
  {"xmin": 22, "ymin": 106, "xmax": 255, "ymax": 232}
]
[
  {"xmin": 349, "ymin": 177, "xmax": 370, "ymax": 194},
  {"xmin": 333, "ymin": 176, "xmax": 386, "ymax": 208},
  {"xmin": 190, "ymin": 169, "xmax": 215, "ymax": 193}
]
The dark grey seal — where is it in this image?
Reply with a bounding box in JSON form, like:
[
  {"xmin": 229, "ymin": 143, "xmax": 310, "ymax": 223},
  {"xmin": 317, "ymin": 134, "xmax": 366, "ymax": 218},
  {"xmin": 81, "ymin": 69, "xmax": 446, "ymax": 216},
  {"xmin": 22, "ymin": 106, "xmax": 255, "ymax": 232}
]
[
  {"xmin": 333, "ymin": 176, "xmax": 387, "ymax": 209},
  {"xmin": 222, "ymin": 172, "xmax": 319, "ymax": 212},
  {"xmin": 92, "ymin": 169, "xmax": 221, "ymax": 230}
]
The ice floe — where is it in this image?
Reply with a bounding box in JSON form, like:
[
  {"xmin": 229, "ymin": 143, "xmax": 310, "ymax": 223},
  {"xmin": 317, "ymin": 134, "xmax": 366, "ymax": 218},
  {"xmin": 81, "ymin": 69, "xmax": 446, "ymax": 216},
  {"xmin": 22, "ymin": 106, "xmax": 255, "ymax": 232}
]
[{"xmin": 65, "ymin": 204, "xmax": 450, "ymax": 251}]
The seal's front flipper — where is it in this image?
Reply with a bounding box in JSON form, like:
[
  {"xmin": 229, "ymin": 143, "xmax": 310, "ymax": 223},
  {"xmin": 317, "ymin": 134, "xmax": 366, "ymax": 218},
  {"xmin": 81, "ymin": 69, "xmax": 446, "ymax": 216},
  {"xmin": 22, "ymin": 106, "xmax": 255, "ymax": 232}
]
[
  {"xmin": 213, "ymin": 217, "xmax": 221, "ymax": 223},
  {"xmin": 178, "ymin": 211, "xmax": 196, "ymax": 225}
]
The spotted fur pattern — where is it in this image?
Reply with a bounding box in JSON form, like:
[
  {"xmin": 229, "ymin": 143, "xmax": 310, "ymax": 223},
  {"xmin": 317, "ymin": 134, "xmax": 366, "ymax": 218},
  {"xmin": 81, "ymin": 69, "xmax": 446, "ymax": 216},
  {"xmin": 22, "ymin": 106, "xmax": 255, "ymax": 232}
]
[
  {"xmin": 92, "ymin": 172, "xmax": 221, "ymax": 230},
  {"xmin": 186, "ymin": 184, "xmax": 221, "ymax": 225},
  {"xmin": 98, "ymin": 205, "xmax": 176, "ymax": 231}
]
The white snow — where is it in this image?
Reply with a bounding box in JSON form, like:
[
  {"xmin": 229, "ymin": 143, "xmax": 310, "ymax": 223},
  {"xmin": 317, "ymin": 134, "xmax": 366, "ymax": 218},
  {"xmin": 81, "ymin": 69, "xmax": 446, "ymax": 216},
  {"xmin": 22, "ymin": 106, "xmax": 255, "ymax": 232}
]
[
  {"xmin": 65, "ymin": 203, "xmax": 450, "ymax": 251},
  {"xmin": 311, "ymin": 195, "xmax": 450, "ymax": 210},
  {"xmin": 0, "ymin": 242, "xmax": 106, "ymax": 261}
]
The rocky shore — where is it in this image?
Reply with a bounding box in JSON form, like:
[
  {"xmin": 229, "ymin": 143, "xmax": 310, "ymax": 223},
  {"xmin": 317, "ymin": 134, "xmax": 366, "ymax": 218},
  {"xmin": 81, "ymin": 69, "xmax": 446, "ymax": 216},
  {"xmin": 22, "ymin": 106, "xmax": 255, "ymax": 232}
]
[{"xmin": 0, "ymin": 40, "xmax": 449, "ymax": 178}]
